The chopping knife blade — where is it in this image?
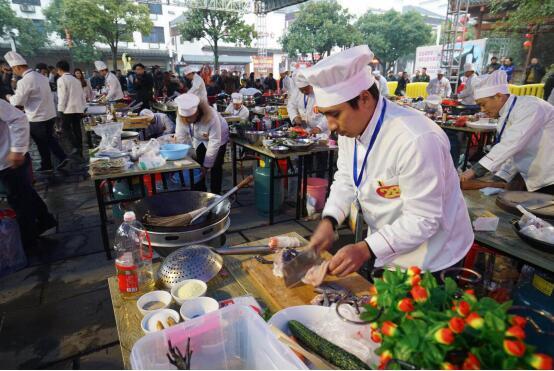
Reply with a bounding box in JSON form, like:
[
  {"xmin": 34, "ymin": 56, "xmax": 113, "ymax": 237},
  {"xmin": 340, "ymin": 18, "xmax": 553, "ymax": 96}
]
[
  {"xmin": 283, "ymin": 248, "xmax": 323, "ymax": 288},
  {"xmin": 521, "ymin": 200, "xmax": 554, "ymax": 211}
]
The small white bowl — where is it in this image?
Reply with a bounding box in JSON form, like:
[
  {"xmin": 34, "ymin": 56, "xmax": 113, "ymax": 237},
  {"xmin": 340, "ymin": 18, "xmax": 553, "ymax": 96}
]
[
  {"xmin": 179, "ymin": 297, "xmax": 219, "ymax": 321},
  {"xmin": 136, "ymin": 290, "xmax": 172, "ymax": 316},
  {"xmin": 141, "ymin": 308, "xmax": 180, "ymax": 334},
  {"xmin": 170, "ymin": 279, "xmax": 208, "ymax": 305}
]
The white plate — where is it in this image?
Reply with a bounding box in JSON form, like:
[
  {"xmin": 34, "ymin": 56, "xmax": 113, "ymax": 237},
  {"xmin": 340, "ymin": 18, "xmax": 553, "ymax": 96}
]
[{"xmin": 466, "ymin": 119, "xmax": 498, "ymax": 129}]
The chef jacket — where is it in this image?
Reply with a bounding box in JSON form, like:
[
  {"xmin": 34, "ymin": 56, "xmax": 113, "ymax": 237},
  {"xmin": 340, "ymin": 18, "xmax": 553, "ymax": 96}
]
[
  {"xmin": 175, "ymin": 106, "xmax": 228, "ymax": 168},
  {"xmin": 322, "ymin": 96, "xmax": 473, "ymax": 272},
  {"xmin": 281, "ymin": 75, "xmax": 295, "ymax": 93},
  {"xmin": 104, "ymin": 72, "xmax": 124, "ymax": 101},
  {"xmin": 8, "ymin": 69, "xmax": 56, "ymax": 122},
  {"xmin": 426, "ymin": 77, "xmax": 452, "ymax": 98},
  {"xmin": 224, "ymin": 103, "xmax": 250, "ymax": 121},
  {"xmin": 287, "ymin": 90, "xmax": 329, "ymax": 134},
  {"xmin": 458, "ymin": 74, "xmax": 476, "ymax": 105},
  {"xmin": 0, "ymin": 99, "xmax": 29, "ymax": 171},
  {"xmin": 57, "ymin": 73, "xmax": 86, "ymax": 114},
  {"xmin": 144, "ymin": 113, "xmax": 175, "ymax": 139},
  {"xmin": 188, "ymin": 73, "xmax": 208, "ymax": 103},
  {"xmin": 375, "ymin": 75, "xmax": 389, "ymax": 97},
  {"xmin": 478, "ymin": 95, "xmax": 554, "ymax": 191}
]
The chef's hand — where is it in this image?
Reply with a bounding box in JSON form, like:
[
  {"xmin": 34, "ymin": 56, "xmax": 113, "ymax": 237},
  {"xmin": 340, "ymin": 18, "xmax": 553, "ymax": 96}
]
[
  {"xmin": 8, "ymin": 152, "xmax": 25, "ymax": 168},
  {"xmin": 293, "ymin": 116, "xmax": 303, "ymax": 126},
  {"xmin": 309, "ymin": 218, "xmax": 335, "ymax": 254},
  {"xmin": 310, "ymin": 127, "xmax": 321, "ymax": 135},
  {"xmin": 460, "ymin": 168, "xmax": 476, "ymax": 182},
  {"xmin": 329, "ymin": 241, "xmax": 372, "ymax": 277}
]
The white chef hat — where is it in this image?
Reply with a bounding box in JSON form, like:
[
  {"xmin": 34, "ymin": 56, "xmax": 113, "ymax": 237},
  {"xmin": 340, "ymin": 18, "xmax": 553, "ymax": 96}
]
[
  {"xmin": 436, "ymin": 69, "xmax": 444, "ymax": 75},
  {"xmin": 183, "ymin": 66, "xmax": 196, "ymax": 75},
  {"xmin": 294, "ymin": 71, "xmax": 310, "ymax": 89},
  {"xmin": 94, "ymin": 61, "xmax": 107, "ymax": 71},
  {"xmin": 301, "ymin": 45, "xmax": 374, "ymax": 107},
  {"xmin": 4, "ymin": 51, "xmax": 27, "ymax": 67},
  {"xmin": 464, "ymin": 63, "xmax": 475, "ymax": 72},
  {"xmin": 174, "ymin": 93, "xmax": 200, "ymax": 116},
  {"xmin": 426, "ymin": 94, "xmax": 442, "ymax": 106},
  {"xmin": 372, "ymin": 70, "xmax": 381, "ymax": 77},
  {"xmin": 140, "ymin": 109, "xmax": 154, "ymax": 120},
  {"xmin": 231, "ymin": 92, "xmax": 243, "ymax": 103},
  {"xmin": 473, "ymin": 70, "xmax": 510, "ymax": 100}
]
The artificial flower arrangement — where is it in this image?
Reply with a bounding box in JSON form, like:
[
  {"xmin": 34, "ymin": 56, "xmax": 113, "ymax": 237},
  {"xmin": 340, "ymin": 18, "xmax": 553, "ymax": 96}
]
[{"xmin": 361, "ymin": 267, "xmax": 552, "ymax": 370}]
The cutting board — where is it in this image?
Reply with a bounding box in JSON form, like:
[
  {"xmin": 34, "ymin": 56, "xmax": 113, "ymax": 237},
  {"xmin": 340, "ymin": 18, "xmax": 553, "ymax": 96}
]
[{"xmin": 242, "ymin": 251, "xmax": 371, "ymax": 312}]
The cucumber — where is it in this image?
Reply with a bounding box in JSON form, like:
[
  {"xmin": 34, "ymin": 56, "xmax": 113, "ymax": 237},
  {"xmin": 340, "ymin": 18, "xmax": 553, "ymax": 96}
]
[{"xmin": 288, "ymin": 320, "xmax": 370, "ymax": 370}]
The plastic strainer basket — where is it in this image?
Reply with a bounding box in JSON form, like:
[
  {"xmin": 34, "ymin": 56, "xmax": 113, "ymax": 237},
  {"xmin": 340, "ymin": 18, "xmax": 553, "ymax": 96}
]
[{"xmin": 157, "ymin": 245, "xmax": 223, "ymax": 289}]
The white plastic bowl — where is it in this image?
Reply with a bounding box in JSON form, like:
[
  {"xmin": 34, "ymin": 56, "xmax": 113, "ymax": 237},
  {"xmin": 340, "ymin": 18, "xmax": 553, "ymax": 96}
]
[
  {"xmin": 170, "ymin": 279, "xmax": 207, "ymax": 305},
  {"xmin": 136, "ymin": 290, "xmax": 172, "ymax": 316},
  {"xmin": 179, "ymin": 297, "xmax": 219, "ymax": 321},
  {"xmin": 141, "ymin": 308, "xmax": 180, "ymax": 334}
]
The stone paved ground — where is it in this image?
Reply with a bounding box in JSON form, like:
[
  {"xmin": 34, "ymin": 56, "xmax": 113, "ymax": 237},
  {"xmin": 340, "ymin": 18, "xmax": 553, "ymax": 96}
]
[{"xmin": 0, "ymin": 140, "xmax": 355, "ymax": 369}]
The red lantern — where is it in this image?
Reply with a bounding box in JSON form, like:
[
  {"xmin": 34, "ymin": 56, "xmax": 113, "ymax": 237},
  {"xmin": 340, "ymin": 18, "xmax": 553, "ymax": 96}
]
[
  {"xmin": 525, "ymin": 33, "xmax": 533, "ymax": 39},
  {"xmin": 523, "ymin": 40, "xmax": 532, "ymax": 48}
]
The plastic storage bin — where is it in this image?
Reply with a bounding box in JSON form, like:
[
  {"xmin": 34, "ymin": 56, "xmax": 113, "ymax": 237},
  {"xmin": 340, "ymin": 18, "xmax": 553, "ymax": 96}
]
[{"xmin": 130, "ymin": 304, "xmax": 307, "ymax": 370}]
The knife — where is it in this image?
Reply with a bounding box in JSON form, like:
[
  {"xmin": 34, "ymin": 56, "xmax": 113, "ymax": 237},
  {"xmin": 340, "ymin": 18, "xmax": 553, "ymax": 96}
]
[{"xmin": 283, "ymin": 248, "xmax": 323, "ymax": 288}]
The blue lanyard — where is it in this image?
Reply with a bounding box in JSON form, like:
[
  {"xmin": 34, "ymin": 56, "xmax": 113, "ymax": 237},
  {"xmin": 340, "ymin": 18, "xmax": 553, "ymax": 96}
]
[
  {"xmin": 495, "ymin": 96, "xmax": 517, "ymax": 144},
  {"xmin": 353, "ymin": 99, "xmax": 387, "ymax": 189},
  {"xmin": 304, "ymin": 94, "xmax": 308, "ymax": 110},
  {"xmin": 188, "ymin": 123, "xmax": 193, "ymax": 137}
]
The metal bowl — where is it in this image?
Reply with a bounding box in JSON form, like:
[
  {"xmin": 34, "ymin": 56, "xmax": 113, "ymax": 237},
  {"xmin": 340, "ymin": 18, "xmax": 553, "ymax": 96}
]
[
  {"xmin": 243, "ymin": 130, "xmax": 266, "ymax": 146},
  {"xmin": 267, "ymin": 130, "xmax": 287, "ymax": 139},
  {"xmin": 284, "ymin": 138, "xmax": 315, "ymax": 151},
  {"xmin": 270, "ymin": 145, "xmax": 289, "ymax": 154}
]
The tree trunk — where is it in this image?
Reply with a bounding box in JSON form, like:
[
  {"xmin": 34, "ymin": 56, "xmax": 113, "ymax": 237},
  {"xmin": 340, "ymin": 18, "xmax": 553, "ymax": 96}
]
[
  {"xmin": 111, "ymin": 44, "xmax": 118, "ymax": 72},
  {"xmin": 213, "ymin": 39, "xmax": 219, "ymax": 72}
]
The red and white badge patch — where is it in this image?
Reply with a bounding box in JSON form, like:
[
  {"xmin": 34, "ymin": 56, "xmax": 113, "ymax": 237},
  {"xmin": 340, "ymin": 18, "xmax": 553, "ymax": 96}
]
[{"xmin": 376, "ymin": 185, "xmax": 401, "ymax": 199}]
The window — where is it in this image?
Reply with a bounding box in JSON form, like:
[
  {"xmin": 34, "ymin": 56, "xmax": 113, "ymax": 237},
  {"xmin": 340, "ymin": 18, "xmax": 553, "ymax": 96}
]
[
  {"xmin": 32, "ymin": 19, "xmax": 45, "ymax": 33},
  {"xmin": 12, "ymin": 0, "xmax": 40, "ymax": 5},
  {"xmin": 142, "ymin": 26, "xmax": 165, "ymax": 44},
  {"xmin": 148, "ymin": 3, "xmax": 162, "ymax": 15}
]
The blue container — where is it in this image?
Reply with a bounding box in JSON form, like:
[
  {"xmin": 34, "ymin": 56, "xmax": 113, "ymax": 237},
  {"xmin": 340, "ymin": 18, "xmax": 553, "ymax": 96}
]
[
  {"xmin": 170, "ymin": 168, "xmax": 203, "ymax": 188},
  {"xmin": 160, "ymin": 144, "xmax": 191, "ymax": 160},
  {"xmin": 254, "ymin": 164, "xmax": 284, "ymax": 214}
]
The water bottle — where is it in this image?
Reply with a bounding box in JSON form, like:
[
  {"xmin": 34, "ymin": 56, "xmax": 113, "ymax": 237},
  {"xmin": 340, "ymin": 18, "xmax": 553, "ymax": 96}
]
[
  {"xmin": 114, "ymin": 211, "xmax": 154, "ymax": 299},
  {"xmin": 263, "ymin": 113, "xmax": 272, "ymax": 131}
]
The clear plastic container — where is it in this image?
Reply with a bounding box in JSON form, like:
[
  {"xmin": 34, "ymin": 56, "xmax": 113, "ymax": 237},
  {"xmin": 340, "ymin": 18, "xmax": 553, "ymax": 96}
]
[{"xmin": 130, "ymin": 305, "xmax": 308, "ymax": 370}]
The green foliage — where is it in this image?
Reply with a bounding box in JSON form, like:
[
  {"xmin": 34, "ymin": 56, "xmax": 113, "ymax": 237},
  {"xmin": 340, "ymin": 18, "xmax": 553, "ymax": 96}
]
[
  {"xmin": 280, "ymin": 0, "xmax": 360, "ymax": 61},
  {"xmin": 44, "ymin": 0, "xmax": 152, "ymax": 70},
  {"xmin": 178, "ymin": 8, "xmax": 256, "ymax": 71},
  {"xmin": 355, "ymin": 10, "xmax": 433, "ymax": 70},
  {"xmin": 0, "ymin": 0, "xmax": 48, "ymax": 56},
  {"xmin": 490, "ymin": 0, "xmax": 554, "ymax": 31}
]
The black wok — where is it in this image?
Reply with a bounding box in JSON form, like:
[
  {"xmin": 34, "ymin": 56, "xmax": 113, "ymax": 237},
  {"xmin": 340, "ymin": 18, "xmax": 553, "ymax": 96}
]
[{"xmin": 126, "ymin": 191, "xmax": 231, "ymax": 233}]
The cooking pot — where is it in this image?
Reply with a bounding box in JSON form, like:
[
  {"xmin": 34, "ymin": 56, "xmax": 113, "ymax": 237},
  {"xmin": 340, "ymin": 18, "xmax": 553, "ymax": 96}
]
[{"xmin": 126, "ymin": 191, "xmax": 231, "ymax": 256}]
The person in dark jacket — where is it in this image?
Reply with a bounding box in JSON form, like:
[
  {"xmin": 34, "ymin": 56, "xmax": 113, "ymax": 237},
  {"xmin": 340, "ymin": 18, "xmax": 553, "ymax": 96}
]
[
  {"xmin": 486, "ymin": 57, "xmax": 501, "ymax": 73},
  {"xmin": 0, "ymin": 60, "xmax": 14, "ymax": 98},
  {"xmin": 246, "ymin": 72, "xmax": 255, "ymax": 88},
  {"xmin": 525, "ymin": 58, "xmax": 546, "ymax": 85},
  {"xmin": 395, "ymin": 71, "xmax": 410, "ymax": 96},
  {"xmin": 90, "ymin": 70, "xmax": 104, "ymax": 90},
  {"xmin": 133, "ymin": 63, "xmax": 154, "ymax": 109},
  {"xmin": 419, "ymin": 67, "xmax": 430, "ymax": 82},
  {"xmin": 543, "ymin": 67, "xmax": 554, "ymax": 103},
  {"xmin": 116, "ymin": 69, "xmax": 128, "ymax": 92},
  {"xmin": 264, "ymin": 73, "xmax": 277, "ymax": 92}
]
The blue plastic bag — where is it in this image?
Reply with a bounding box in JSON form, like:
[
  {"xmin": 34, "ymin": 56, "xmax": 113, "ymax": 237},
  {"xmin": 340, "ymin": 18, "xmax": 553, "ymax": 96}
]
[{"xmin": 0, "ymin": 210, "xmax": 27, "ymax": 278}]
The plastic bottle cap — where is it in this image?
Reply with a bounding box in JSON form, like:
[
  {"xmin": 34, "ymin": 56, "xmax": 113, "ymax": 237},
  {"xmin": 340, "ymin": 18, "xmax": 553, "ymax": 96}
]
[{"xmin": 123, "ymin": 211, "xmax": 136, "ymax": 222}]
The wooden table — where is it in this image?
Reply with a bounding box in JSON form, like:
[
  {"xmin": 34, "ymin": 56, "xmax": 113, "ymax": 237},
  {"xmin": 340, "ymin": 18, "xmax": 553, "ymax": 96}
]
[
  {"xmin": 107, "ymin": 232, "xmax": 314, "ymax": 369},
  {"xmin": 230, "ymin": 137, "xmax": 338, "ymax": 224},
  {"xmin": 91, "ymin": 158, "xmax": 201, "ymax": 259},
  {"xmin": 463, "ymin": 190, "xmax": 554, "ymax": 272}
]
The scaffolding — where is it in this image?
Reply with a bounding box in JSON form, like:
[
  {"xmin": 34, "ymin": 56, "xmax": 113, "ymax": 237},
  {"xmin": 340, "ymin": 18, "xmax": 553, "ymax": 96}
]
[
  {"xmin": 254, "ymin": 0, "xmax": 268, "ymax": 56},
  {"xmin": 439, "ymin": 0, "xmax": 470, "ymax": 93}
]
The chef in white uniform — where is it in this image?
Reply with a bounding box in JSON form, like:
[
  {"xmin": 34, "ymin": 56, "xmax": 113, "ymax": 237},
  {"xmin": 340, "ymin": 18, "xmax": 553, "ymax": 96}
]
[
  {"xmin": 304, "ymin": 45, "xmax": 473, "ymax": 276},
  {"xmin": 174, "ymin": 93, "xmax": 228, "ymax": 194},
  {"xmin": 94, "ymin": 61, "xmax": 124, "ymax": 102},
  {"xmin": 280, "ymin": 68, "xmax": 294, "ymax": 94},
  {"xmin": 183, "ymin": 66, "xmax": 208, "ymax": 103},
  {"xmin": 224, "ymin": 93, "xmax": 250, "ymax": 121},
  {"xmin": 372, "ymin": 70, "xmax": 389, "ymax": 97},
  {"xmin": 458, "ymin": 63, "xmax": 477, "ymax": 106},
  {"xmin": 460, "ymin": 70, "xmax": 554, "ymax": 194},
  {"xmin": 287, "ymin": 73, "xmax": 329, "ymax": 135},
  {"xmin": 426, "ymin": 70, "xmax": 452, "ymax": 98}
]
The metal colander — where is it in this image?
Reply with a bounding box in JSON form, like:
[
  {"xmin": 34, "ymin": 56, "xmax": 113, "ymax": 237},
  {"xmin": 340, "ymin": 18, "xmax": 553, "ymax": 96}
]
[{"xmin": 157, "ymin": 245, "xmax": 223, "ymax": 289}]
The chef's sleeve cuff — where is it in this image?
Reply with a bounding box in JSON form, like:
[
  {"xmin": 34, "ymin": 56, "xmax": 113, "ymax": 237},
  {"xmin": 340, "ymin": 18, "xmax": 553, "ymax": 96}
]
[
  {"xmin": 322, "ymin": 206, "xmax": 346, "ymax": 226},
  {"xmin": 478, "ymin": 155, "xmax": 494, "ymax": 172},
  {"xmin": 366, "ymin": 231, "xmax": 395, "ymax": 261},
  {"xmin": 10, "ymin": 146, "xmax": 27, "ymax": 154},
  {"xmin": 472, "ymin": 162, "xmax": 489, "ymax": 178}
]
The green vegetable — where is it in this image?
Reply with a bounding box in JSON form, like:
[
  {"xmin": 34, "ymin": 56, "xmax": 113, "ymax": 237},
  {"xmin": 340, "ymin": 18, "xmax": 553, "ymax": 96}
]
[{"xmin": 288, "ymin": 320, "xmax": 370, "ymax": 370}]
